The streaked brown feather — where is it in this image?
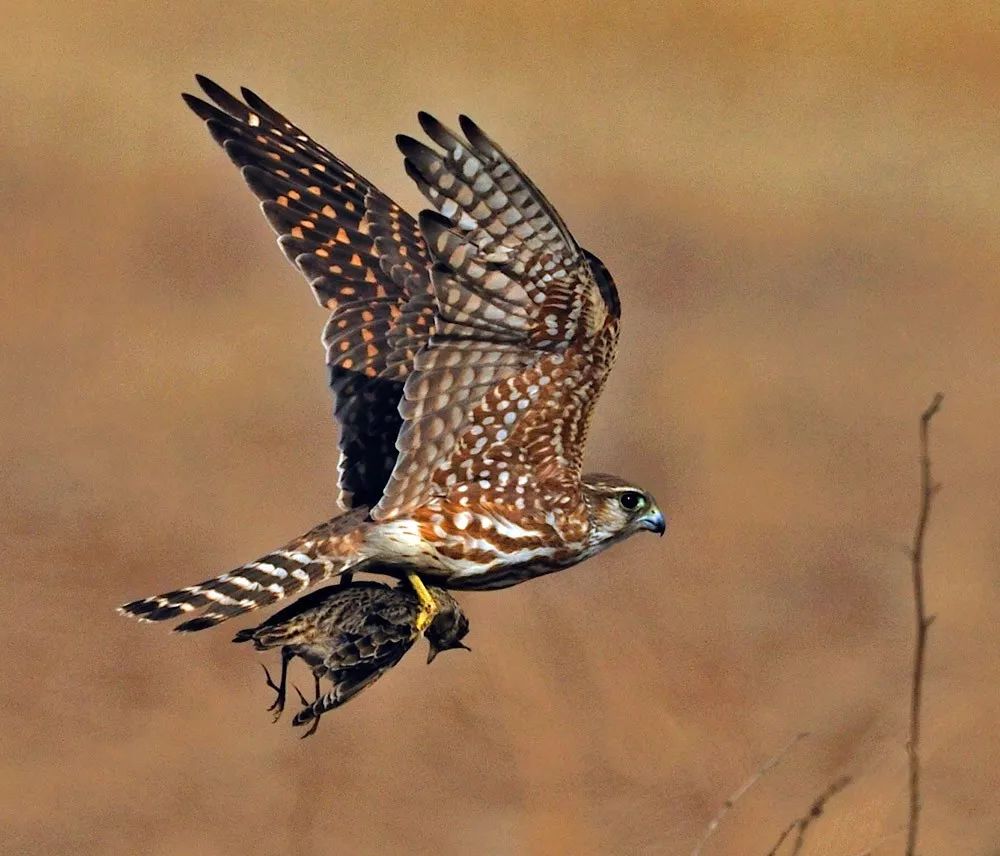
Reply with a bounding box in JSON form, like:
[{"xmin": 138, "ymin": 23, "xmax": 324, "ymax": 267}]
[
  {"xmin": 183, "ymin": 77, "xmax": 434, "ymax": 509},
  {"xmin": 374, "ymin": 114, "xmax": 620, "ymax": 522}
]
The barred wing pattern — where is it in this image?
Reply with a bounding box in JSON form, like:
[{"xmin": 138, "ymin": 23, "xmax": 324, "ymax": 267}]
[
  {"xmin": 373, "ymin": 114, "xmax": 621, "ymax": 520},
  {"xmin": 184, "ymin": 76, "xmax": 435, "ymax": 509}
]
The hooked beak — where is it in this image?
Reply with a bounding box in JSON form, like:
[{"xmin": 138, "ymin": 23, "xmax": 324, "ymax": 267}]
[{"xmin": 640, "ymin": 507, "xmax": 666, "ymax": 536}]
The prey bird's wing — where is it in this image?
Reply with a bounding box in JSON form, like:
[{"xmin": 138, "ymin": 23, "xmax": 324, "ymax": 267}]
[
  {"xmin": 184, "ymin": 77, "xmax": 435, "ymax": 509},
  {"xmin": 372, "ymin": 115, "xmax": 621, "ymax": 520},
  {"xmin": 307, "ymin": 597, "xmax": 419, "ymax": 705}
]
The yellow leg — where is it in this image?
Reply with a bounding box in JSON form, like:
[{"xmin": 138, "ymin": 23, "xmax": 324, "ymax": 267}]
[{"xmin": 407, "ymin": 572, "xmax": 439, "ymax": 633}]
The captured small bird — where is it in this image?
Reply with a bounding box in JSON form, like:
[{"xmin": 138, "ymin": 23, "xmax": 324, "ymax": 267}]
[
  {"xmin": 120, "ymin": 75, "xmax": 665, "ymax": 642},
  {"xmin": 233, "ymin": 581, "xmax": 469, "ymax": 736}
]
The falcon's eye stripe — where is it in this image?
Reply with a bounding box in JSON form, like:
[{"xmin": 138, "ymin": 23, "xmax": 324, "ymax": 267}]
[{"xmin": 618, "ymin": 491, "xmax": 644, "ymax": 511}]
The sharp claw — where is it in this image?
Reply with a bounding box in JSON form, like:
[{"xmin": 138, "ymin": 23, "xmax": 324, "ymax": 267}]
[
  {"xmin": 300, "ymin": 718, "xmax": 320, "ymax": 739},
  {"xmin": 261, "ymin": 663, "xmax": 286, "ymax": 720},
  {"xmin": 291, "ymin": 691, "xmax": 321, "ymax": 737}
]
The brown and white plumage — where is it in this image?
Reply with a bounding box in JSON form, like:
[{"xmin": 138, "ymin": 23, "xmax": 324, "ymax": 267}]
[
  {"xmin": 181, "ymin": 76, "xmax": 435, "ymax": 510},
  {"xmin": 234, "ymin": 581, "xmax": 469, "ymax": 735},
  {"xmin": 378, "ymin": 115, "xmax": 621, "ymax": 521},
  {"xmin": 119, "ymin": 77, "xmax": 664, "ymax": 633}
]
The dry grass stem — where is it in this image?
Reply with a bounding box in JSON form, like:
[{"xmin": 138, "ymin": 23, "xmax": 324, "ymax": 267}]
[
  {"xmin": 763, "ymin": 775, "xmax": 853, "ymax": 856},
  {"xmin": 691, "ymin": 731, "xmax": 810, "ymax": 856}
]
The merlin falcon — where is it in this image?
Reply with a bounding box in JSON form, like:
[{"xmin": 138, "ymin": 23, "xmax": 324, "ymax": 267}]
[{"xmin": 120, "ymin": 76, "xmax": 665, "ymax": 636}]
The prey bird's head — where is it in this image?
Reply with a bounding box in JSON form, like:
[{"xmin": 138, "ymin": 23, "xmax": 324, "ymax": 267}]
[
  {"xmin": 581, "ymin": 472, "xmax": 666, "ymax": 551},
  {"xmin": 425, "ymin": 588, "xmax": 471, "ymax": 664}
]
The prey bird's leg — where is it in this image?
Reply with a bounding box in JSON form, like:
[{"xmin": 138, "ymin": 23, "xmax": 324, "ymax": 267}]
[
  {"xmin": 406, "ymin": 572, "xmax": 439, "ymax": 633},
  {"xmin": 262, "ymin": 647, "xmax": 294, "ymax": 722},
  {"xmin": 292, "ymin": 680, "xmax": 322, "ymax": 739}
]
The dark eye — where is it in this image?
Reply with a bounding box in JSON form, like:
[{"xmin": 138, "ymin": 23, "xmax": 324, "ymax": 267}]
[{"xmin": 619, "ymin": 491, "xmax": 645, "ymax": 511}]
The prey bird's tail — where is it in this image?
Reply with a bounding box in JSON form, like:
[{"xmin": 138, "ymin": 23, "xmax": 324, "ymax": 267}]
[
  {"xmin": 291, "ymin": 664, "xmax": 396, "ymax": 728},
  {"xmin": 119, "ymin": 517, "xmax": 367, "ymax": 632}
]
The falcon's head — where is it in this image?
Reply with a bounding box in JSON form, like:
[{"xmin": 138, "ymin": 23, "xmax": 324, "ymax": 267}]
[{"xmin": 582, "ymin": 473, "xmax": 666, "ymax": 550}]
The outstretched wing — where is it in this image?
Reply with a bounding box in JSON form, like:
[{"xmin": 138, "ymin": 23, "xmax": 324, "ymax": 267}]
[
  {"xmin": 183, "ymin": 77, "xmax": 435, "ymax": 509},
  {"xmin": 372, "ymin": 114, "xmax": 621, "ymax": 521}
]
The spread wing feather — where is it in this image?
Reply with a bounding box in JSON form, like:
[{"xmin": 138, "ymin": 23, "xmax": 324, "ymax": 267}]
[
  {"xmin": 185, "ymin": 81, "xmax": 620, "ymax": 520},
  {"xmin": 372, "ymin": 115, "xmax": 620, "ymax": 520},
  {"xmin": 184, "ymin": 76, "xmax": 435, "ymax": 509}
]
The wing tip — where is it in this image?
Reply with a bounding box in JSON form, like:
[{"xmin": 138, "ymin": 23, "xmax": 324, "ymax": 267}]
[
  {"xmin": 395, "ymin": 133, "xmax": 420, "ymax": 156},
  {"xmin": 458, "ymin": 114, "xmax": 490, "ymax": 151},
  {"xmin": 240, "ymin": 85, "xmax": 265, "ymax": 109},
  {"xmin": 416, "ymin": 111, "xmax": 450, "ymax": 141},
  {"xmin": 182, "ymin": 91, "xmax": 216, "ymax": 121},
  {"xmin": 194, "ymin": 73, "xmax": 226, "ymax": 102}
]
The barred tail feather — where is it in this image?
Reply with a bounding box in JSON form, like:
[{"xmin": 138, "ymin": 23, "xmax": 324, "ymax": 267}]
[{"xmin": 119, "ymin": 549, "xmax": 351, "ymax": 633}]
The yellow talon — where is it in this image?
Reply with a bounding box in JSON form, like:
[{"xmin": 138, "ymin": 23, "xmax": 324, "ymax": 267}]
[{"xmin": 407, "ymin": 572, "xmax": 439, "ymax": 633}]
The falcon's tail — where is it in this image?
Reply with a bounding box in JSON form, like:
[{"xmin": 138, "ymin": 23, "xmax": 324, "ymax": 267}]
[{"xmin": 119, "ymin": 542, "xmax": 357, "ymax": 633}]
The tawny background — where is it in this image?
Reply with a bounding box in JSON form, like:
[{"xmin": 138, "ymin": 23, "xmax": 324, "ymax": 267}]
[{"xmin": 2, "ymin": 2, "xmax": 998, "ymax": 854}]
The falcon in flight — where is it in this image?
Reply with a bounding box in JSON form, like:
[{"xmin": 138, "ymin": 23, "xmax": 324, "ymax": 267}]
[
  {"xmin": 234, "ymin": 580, "xmax": 469, "ymax": 736},
  {"xmin": 121, "ymin": 76, "xmax": 665, "ymax": 636}
]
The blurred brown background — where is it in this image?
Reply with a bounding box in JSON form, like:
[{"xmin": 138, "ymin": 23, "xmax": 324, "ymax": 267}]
[{"xmin": 2, "ymin": 1, "xmax": 998, "ymax": 853}]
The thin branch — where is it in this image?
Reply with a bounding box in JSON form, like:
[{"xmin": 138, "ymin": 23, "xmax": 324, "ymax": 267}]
[
  {"xmin": 789, "ymin": 776, "xmax": 852, "ymax": 855},
  {"xmin": 906, "ymin": 393, "xmax": 943, "ymax": 856},
  {"xmin": 691, "ymin": 731, "xmax": 809, "ymax": 856},
  {"xmin": 763, "ymin": 775, "xmax": 853, "ymax": 856}
]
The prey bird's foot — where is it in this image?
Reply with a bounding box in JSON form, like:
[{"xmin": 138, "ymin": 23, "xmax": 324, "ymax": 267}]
[
  {"xmin": 261, "ymin": 663, "xmax": 286, "ymax": 722},
  {"xmin": 292, "ymin": 684, "xmax": 321, "ymax": 738},
  {"xmin": 406, "ymin": 572, "xmax": 439, "ymax": 634},
  {"xmin": 294, "ymin": 712, "xmax": 321, "ymax": 739}
]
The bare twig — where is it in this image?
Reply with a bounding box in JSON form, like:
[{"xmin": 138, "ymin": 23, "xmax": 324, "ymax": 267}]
[
  {"xmin": 766, "ymin": 820, "xmax": 795, "ymax": 856},
  {"xmin": 906, "ymin": 393, "xmax": 943, "ymax": 856},
  {"xmin": 763, "ymin": 775, "xmax": 853, "ymax": 856},
  {"xmin": 789, "ymin": 775, "xmax": 852, "ymax": 855},
  {"xmin": 691, "ymin": 731, "xmax": 809, "ymax": 856}
]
